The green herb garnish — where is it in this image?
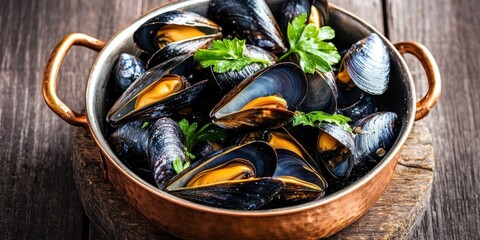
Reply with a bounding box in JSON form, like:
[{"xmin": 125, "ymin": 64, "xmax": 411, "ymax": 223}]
[
  {"xmin": 291, "ymin": 111, "xmax": 352, "ymax": 132},
  {"xmin": 194, "ymin": 38, "xmax": 271, "ymax": 73},
  {"xmin": 140, "ymin": 121, "xmax": 149, "ymax": 129},
  {"xmin": 178, "ymin": 119, "xmax": 228, "ymax": 160},
  {"xmin": 172, "ymin": 157, "xmax": 191, "ymax": 174},
  {"xmin": 279, "ymin": 13, "xmax": 341, "ymax": 74}
]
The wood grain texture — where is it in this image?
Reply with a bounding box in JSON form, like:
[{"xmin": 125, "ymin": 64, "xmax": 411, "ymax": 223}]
[
  {"xmin": 387, "ymin": 0, "xmax": 480, "ymax": 239},
  {"xmin": 72, "ymin": 122, "xmax": 433, "ymax": 240}
]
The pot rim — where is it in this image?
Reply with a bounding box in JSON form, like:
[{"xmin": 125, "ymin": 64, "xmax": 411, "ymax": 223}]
[{"xmin": 85, "ymin": 0, "xmax": 416, "ymax": 217}]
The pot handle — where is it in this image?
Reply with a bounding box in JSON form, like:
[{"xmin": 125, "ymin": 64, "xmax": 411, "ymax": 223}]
[
  {"xmin": 394, "ymin": 42, "xmax": 441, "ymax": 121},
  {"xmin": 43, "ymin": 33, "xmax": 106, "ymax": 126}
]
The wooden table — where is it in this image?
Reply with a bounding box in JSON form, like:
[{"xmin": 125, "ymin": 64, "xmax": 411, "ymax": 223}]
[{"xmin": 1, "ymin": 0, "xmax": 478, "ymax": 239}]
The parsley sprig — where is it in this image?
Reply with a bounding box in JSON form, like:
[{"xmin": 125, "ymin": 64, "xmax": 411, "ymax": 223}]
[
  {"xmin": 279, "ymin": 13, "xmax": 341, "ymax": 74},
  {"xmin": 194, "ymin": 38, "xmax": 271, "ymax": 73},
  {"xmin": 172, "ymin": 119, "xmax": 228, "ymax": 174},
  {"xmin": 291, "ymin": 111, "xmax": 352, "ymax": 132}
]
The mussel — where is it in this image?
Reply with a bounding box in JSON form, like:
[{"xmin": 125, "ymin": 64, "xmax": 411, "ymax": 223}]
[
  {"xmin": 209, "ymin": 0, "xmax": 287, "ymax": 53},
  {"xmin": 299, "ymin": 70, "xmax": 338, "ymax": 114},
  {"xmin": 316, "ymin": 124, "xmax": 355, "ymax": 179},
  {"xmin": 211, "ymin": 44, "xmax": 277, "ymax": 92},
  {"xmin": 134, "ymin": 10, "xmax": 221, "ymax": 56},
  {"xmin": 339, "ymin": 94, "xmax": 378, "ymax": 122},
  {"xmin": 273, "ymin": 149, "xmax": 326, "ymax": 204},
  {"xmin": 113, "ymin": 53, "xmax": 146, "ymax": 93},
  {"xmin": 337, "ymin": 33, "xmax": 390, "ymax": 95},
  {"xmin": 149, "ymin": 117, "xmax": 186, "ymax": 189},
  {"xmin": 165, "ymin": 141, "xmax": 283, "ymax": 210},
  {"xmin": 279, "ymin": 0, "xmax": 329, "ymax": 36},
  {"xmin": 210, "ymin": 63, "xmax": 307, "ymax": 130},
  {"xmin": 353, "ymin": 112, "xmax": 398, "ymax": 164},
  {"xmin": 107, "ymin": 54, "xmax": 207, "ymax": 126}
]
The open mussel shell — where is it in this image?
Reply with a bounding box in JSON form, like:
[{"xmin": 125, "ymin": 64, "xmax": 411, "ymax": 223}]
[
  {"xmin": 210, "ymin": 63, "xmax": 307, "ymax": 130},
  {"xmin": 299, "ymin": 69, "xmax": 338, "ymax": 114},
  {"xmin": 165, "ymin": 141, "xmax": 282, "ymax": 210},
  {"xmin": 113, "ymin": 53, "xmax": 146, "ymax": 94},
  {"xmin": 209, "ymin": 0, "xmax": 287, "ymax": 53},
  {"xmin": 279, "ymin": 0, "xmax": 329, "ymax": 36},
  {"xmin": 147, "ymin": 37, "xmax": 216, "ymax": 69},
  {"xmin": 148, "ymin": 118, "xmax": 186, "ymax": 189},
  {"xmin": 317, "ymin": 124, "xmax": 355, "ymax": 179},
  {"xmin": 212, "ymin": 44, "xmax": 277, "ymax": 92},
  {"xmin": 264, "ymin": 128, "xmax": 320, "ymax": 171},
  {"xmin": 169, "ymin": 178, "xmax": 284, "ymax": 210},
  {"xmin": 107, "ymin": 54, "xmax": 207, "ymax": 126},
  {"xmin": 272, "ymin": 149, "xmax": 327, "ymax": 204},
  {"xmin": 134, "ymin": 10, "xmax": 221, "ymax": 55},
  {"xmin": 353, "ymin": 112, "xmax": 398, "ymax": 164},
  {"xmin": 342, "ymin": 33, "xmax": 390, "ymax": 95}
]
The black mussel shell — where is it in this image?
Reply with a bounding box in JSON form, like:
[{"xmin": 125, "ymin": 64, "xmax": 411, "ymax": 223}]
[
  {"xmin": 107, "ymin": 54, "xmax": 207, "ymax": 126},
  {"xmin": 299, "ymin": 70, "xmax": 338, "ymax": 114},
  {"xmin": 134, "ymin": 10, "xmax": 221, "ymax": 55},
  {"xmin": 273, "ymin": 149, "xmax": 326, "ymax": 204},
  {"xmin": 209, "ymin": 0, "xmax": 287, "ymax": 53},
  {"xmin": 113, "ymin": 53, "xmax": 146, "ymax": 94},
  {"xmin": 353, "ymin": 112, "xmax": 398, "ymax": 164},
  {"xmin": 210, "ymin": 63, "xmax": 307, "ymax": 130},
  {"xmin": 339, "ymin": 94, "xmax": 378, "ymax": 122},
  {"xmin": 343, "ymin": 33, "xmax": 390, "ymax": 95},
  {"xmin": 279, "ymin": 0, "xmax": 329, "ymax": 37},
  {"xmin": 168, "ymin": 177, "xmax": 284, "ymax": 210},
  {"xmin": 317, "ymin": 124, "xmax": 355, "ymax": 179},
  {"xmin": 212, "ymin": 44, "xmax": 277, "ymax": 92},
  {"xmin": 148, "ymin": 118, "xmax": 186, "ymax": 189},
  {"xmin": 147, "ymin": 37, "xmax": 216, "ymax": 69}
]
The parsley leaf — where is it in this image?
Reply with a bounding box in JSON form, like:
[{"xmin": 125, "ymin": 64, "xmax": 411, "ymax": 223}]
[
  {"xmin": 291, "ymin": 111, "xmax": 352, "ymax": 132},
  {"xmin": 194, "ymin": 38, "xmax": 271, "ymax": 73},
  {"xmin": 178, "ymin": 119, "xmax": 228, "ymax": 160},
  {"xmin": 172, "ymin": 157, "xmax": 191, "ymax": 174},
  {"xmin": 280, "ymin": 13, "xmax": 341, "ymax": 74}
]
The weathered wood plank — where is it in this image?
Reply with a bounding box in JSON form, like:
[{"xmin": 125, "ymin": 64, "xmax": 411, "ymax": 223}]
[
  {"xmin": 387, "ymin": 0, "xmax": 480, "ymax": 239},
  {"xmin": 0, "ymin": 0, "xmax": 156, "ymax": 239}
]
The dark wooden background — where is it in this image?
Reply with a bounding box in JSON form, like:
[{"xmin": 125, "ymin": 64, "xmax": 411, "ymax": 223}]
[{"xmin": 1, "ymin": 0, "xmax": 478, "ymax": 239}]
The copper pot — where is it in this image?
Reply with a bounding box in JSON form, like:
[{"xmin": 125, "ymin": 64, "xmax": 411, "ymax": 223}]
[{"xmin": 42, "ymin": 0, "xmax": 441, "ymax": 239}]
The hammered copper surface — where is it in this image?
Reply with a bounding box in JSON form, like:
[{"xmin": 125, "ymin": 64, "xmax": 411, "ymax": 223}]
[{"xmin": 43, "ymin": 0, "xmax": 441, "ymax": 239}]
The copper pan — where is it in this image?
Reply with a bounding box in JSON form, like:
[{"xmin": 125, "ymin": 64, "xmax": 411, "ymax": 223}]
[{"xmin": 42, "ymin": 0, "xmax": 441, "ymax": 239}]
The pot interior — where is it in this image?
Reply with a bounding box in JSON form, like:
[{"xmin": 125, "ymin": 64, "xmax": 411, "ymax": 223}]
[{"xmin": 86, "ymin": 0, "xmax": 415, "ymax": 209}]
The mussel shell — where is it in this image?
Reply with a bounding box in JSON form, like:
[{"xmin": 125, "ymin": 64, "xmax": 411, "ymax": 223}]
[
  {"xmin": 210, "ymin": 63, "xmax": 307, "ymax": 130},
  {"xmin": 337, "ymin": 86, "xmax": 365, "ymax": 109},
  {"xmin": 168, "ymin": 177, "xmax": 284, "ymax": 210},
  {"xmin": 343, "ymin": 33, "xmax": 390, "ymax": 95},
  {"xmin": 107, "ymin": 54, "xmax": 207, "ymax": 126},
  {"xmin": 353, "ymin": 112, "xmax": 398, "ymax": 164},
  {"xmin": 273, "ymin": 149, "xmax": 327, "ymax": 203},
  {"xmin": 147, "ymin": 37, "xmax": 216, "ymax": 69},
  {"xmin": 279, "ymin": 0, "xmax": 329, "ymax": 36},
  {"xmin": 165, "ymin": 141, "xmax": 278, "ymax": 191},
  {"xmin": 134, "ymin": 10, "xmax": 221, "ymax": 55},
  {"xmin": 299, "ymin": 70, "xmax": 338, "ymax": 114},
  {"xmin": 317, "ymin": 124, "xmax": 355, "ymax": 179},
  {"xmin": 209, "ymin": 0, "xmax": 287, "ymax": 53},
  {"xmin": 108, "ymin": 119, "xmax": 154, "ymax": 167},
  {"xmin": 113, "ymin": 53, "xmax": 146, "ymax": 93},
  {"xmin": 212, "ymin": 44, "xmax": 277, "ymax": 92},
  {"xmin": 149, "ymin": 118, "xmax": 186, "ymax": 190},
  {"xmin": 339, "ymin": 94, "xmax": 378, "ymax": 122}
]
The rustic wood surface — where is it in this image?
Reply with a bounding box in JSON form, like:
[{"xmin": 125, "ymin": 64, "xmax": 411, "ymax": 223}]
[
  {"xmin": 73, "ymin": 120, "xmax": 433, "ymax": 240},
  {"xmin": 1, "ymin": 0, "xmax": 478, "ymax": 239}
]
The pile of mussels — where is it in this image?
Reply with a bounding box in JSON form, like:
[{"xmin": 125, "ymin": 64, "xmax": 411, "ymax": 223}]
[{"xmin": 105, "ymin": 0, "xmax": 398, "ymax": 210}]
